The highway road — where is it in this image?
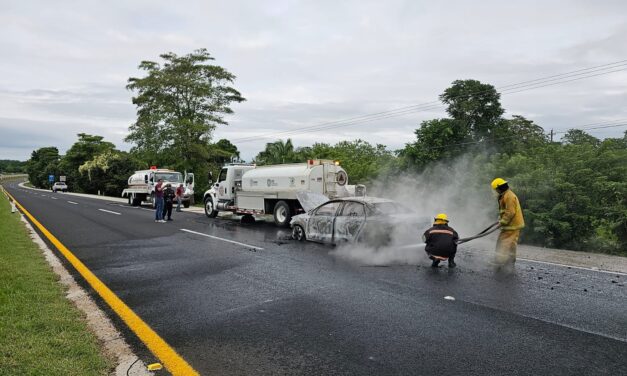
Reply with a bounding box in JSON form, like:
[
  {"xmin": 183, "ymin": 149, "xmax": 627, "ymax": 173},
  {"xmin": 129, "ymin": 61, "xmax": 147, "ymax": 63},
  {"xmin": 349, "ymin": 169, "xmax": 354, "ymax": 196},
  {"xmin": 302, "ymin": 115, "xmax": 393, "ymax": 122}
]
[{"xmin": 4, "ymin": 182, "xmax": 627, "ymax": 375}]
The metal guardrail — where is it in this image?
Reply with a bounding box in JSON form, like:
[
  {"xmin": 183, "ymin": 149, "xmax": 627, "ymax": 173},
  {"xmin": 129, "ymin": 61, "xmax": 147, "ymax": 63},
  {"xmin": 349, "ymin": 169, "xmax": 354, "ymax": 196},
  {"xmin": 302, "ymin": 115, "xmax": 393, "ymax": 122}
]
[{"xmin": 0, "ymin": 174, "xmax": 27, "ymax": 183}]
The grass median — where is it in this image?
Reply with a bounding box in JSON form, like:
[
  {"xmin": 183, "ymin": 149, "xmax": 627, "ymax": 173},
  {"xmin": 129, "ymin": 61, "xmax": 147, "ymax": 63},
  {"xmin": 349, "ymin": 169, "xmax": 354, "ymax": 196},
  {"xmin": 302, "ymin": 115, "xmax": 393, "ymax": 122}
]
[{"xmin": 0, "ymin": 193, "xmax": 112, "ymax": 375}]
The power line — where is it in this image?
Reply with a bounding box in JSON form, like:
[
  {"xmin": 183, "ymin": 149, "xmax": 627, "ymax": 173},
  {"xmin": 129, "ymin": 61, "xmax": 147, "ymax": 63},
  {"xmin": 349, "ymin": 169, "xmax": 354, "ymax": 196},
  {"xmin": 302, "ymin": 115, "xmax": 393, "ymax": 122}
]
[
  {"xmin": 231, "ymin": 60, "xmax": 627, "ymax": 143},
  {"xmin": 402, "ymin": 122, "xmax": 627, "ymax": 153}
]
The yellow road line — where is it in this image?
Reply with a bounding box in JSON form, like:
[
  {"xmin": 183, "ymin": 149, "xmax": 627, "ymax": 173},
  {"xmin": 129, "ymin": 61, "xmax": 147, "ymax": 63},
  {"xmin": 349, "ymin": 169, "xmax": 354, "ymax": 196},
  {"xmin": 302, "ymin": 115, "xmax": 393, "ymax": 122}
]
[{"xmin": 1, "ymin": 187, "xmax": 199, "ymax": 376}]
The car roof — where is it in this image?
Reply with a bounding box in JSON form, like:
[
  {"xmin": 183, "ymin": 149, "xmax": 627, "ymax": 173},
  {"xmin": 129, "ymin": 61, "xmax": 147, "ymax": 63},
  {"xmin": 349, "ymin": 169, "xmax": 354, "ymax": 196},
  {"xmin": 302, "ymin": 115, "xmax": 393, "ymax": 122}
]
[{"xmin": 334, "ymin": 196, "xmax": 395, "ymax": 205}]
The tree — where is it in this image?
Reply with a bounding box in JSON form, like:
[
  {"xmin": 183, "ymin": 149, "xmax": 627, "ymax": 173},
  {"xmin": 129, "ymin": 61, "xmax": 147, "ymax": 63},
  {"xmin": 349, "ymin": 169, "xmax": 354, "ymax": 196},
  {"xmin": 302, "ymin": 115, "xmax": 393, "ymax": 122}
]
[
  {"xmin": 562, "ymin": 129, "xmax": 600, "ymax": 146},
  {"xmin": 399, "ymin": 118, "xmax": 470, "ymax": 169},
  {"xmin": 440, "ymin": 79, "xmax": 504, "ymax": 139},
  {"xmin": 78, "ymin": 151, "xmax": 142, "ymax": 196},
  {"xmin": 210, "ymin": 139, "xmax": 240, "ymax": 165},
  {"xmin": 26, "ymin": 147, "xmax": 60, "ymax": 188},
  {"xmin": 491, "ymin": 115, "xmax": 548, "ymax": 153},
  {"xmin": 125, "ymin": 49, "xmax": 246, "ymax": 172},
  {"xmin": 254, "ymin": 139, "xmax": 299, "ymax": 165},
  {"xmin": 325, "ymin": 140, "xmax": 395, "ymax": 184},
  {"xmin": 59, "ymin": 133, "xmax": 115, "ymax": 192},
  {"xmin": 0, "ymin": 160, "xmax": 27, "ymax": 173}
]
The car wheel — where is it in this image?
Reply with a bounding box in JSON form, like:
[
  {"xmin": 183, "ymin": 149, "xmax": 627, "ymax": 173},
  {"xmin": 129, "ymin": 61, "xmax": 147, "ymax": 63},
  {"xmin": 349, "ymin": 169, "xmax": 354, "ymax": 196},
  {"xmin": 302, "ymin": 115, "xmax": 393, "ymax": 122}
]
[
  {"xmin": 273, "ymin": 201, "xmax": 292, "ymax": 228},
  {"xmin": 204, "ymin": 197, "xmax": 218, "ymax": 218},
  {"xmin": 292, "ymin": 225, "xmax": 306, "ymax": 241}
]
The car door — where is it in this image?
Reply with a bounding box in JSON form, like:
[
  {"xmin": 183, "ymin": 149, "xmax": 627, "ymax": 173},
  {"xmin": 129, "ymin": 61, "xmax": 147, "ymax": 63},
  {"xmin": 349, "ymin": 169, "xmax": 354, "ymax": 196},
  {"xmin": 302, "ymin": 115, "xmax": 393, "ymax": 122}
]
[
  {"xmin": 334, "ymin": 201, "xmax": 367, "ymax": 243},
  {"xmin": 307, "ymin": 201, "xmax": 342, "ymax": 243}
]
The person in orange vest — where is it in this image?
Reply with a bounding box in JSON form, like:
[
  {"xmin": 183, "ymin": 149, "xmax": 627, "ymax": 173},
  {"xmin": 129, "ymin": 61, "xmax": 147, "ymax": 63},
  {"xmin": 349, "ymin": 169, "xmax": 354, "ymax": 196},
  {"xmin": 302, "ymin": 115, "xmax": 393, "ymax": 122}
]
[
  {"xmin": 423, "ymin": 213, "xmax": 459, "ymax": 268},
  {"xmin": 491, "ymin": 178, "xmax": 525, "ymax": 272}
]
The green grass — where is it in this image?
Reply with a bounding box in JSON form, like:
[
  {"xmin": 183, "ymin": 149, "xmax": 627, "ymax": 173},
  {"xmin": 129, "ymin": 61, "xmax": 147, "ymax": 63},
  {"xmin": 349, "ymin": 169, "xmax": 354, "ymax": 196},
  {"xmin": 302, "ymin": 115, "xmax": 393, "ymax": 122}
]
[{"xmin": 0, "ymin": 192, "xmax": 112, "ymax": 375}]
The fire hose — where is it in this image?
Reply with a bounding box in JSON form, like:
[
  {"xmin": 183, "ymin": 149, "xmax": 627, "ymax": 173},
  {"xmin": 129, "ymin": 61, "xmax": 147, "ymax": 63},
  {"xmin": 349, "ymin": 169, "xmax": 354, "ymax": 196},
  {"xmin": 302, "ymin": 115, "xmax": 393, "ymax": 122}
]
[{"xmin": 456, "ymin": 222, "xmax": 501, "ymax": 245}]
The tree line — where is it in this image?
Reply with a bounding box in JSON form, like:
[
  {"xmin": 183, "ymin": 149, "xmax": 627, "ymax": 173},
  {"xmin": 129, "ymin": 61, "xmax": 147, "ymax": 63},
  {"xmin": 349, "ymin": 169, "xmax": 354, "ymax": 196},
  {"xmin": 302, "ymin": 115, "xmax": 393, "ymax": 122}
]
[{"xmin": 23, "ymin": 49, "xmax": 626, "ymax": 255}]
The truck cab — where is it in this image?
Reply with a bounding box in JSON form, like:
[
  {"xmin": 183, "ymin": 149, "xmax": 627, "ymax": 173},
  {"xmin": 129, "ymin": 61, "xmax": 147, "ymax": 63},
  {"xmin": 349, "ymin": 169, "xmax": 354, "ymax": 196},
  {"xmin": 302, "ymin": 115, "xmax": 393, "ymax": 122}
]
[{"xmin": 208, "ymin": 164, "xmax": 256, "ymax": 209}]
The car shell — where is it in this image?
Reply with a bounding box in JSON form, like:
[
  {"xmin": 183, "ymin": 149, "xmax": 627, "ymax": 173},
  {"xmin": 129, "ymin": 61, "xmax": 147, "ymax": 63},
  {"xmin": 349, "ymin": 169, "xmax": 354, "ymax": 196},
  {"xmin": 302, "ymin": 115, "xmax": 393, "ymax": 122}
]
[{"xmin": 290, "ymin": 196, "xmax": 430, "ymax": 246}]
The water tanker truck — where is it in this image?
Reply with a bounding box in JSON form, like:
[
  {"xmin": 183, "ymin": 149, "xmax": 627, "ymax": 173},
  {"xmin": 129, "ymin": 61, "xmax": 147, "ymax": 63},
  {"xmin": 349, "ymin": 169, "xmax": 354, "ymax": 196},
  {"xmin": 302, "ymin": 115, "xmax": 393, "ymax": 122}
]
[
  {"xmin": 203, "ymin": 160, "xmax": 350, "ymax": 227},
  {"xmin": 122, "ymin": 168, "xmax": 195, "ymax": 208}
]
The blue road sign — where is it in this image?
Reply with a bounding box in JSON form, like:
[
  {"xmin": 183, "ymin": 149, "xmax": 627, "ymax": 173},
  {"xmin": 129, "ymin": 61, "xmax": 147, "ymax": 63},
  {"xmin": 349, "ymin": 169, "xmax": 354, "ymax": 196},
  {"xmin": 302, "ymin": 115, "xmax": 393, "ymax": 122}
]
[{"xmin": 48, "ymin": 175, "xmax": 55, "ymax": 182}]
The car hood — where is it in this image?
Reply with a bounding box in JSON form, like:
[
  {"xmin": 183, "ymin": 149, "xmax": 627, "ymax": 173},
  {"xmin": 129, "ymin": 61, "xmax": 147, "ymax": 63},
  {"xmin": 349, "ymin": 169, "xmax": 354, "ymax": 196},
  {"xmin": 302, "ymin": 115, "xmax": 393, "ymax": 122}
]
[{"xmin": 296, "ymin": 191, "xmax": 329, "ymax": 212}]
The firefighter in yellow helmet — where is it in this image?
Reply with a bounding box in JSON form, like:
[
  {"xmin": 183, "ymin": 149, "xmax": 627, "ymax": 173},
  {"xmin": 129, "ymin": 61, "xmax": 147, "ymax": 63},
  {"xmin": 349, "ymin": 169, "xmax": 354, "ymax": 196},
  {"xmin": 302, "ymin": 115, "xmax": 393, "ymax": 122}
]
[
  {"xmin": 491, "ymin": 178, "xmax": 525, "ymax": 272},
  {"xmin": 423, "ymin": 213, "xmax": 459, "ymax": 268}
]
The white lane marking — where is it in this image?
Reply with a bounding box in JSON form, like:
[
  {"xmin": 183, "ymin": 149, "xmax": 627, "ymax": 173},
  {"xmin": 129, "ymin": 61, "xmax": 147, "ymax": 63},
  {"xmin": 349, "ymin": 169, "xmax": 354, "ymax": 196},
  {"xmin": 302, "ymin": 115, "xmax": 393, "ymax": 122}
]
[
  {"xmin": 50, "ymin": 197, "xmax": 58, "ymax": 200},
  {"xmin": 518, "ymin": 258, "xmax": 627, "ymax": 277},
  {"xmin": 67, "ymin": 201, "xmax": 78, "ymax": 205},
  {"xmin": 180, "ymin": 228, "xmax": 264, "ymax": 250},
  {"xmin": 98, "ymin": 209, "xmax": 121, "ymax": 215}
]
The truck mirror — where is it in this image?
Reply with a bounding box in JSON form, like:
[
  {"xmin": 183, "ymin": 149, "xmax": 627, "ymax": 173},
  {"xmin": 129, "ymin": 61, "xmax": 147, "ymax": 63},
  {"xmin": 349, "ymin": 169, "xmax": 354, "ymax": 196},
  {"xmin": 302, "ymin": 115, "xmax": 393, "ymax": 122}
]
[{"xmin": 207, "ymin": 171, "xmax": 213, "ymax": 184}]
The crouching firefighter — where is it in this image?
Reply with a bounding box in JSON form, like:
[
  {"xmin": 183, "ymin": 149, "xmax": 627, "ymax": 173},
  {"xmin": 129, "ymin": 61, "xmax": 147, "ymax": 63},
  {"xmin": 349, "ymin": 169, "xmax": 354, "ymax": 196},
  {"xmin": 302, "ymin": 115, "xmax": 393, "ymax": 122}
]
[
  {"xmin": 491, "ymin": 178, "xmax": 525, "ymax": 271},
  {"xmin": 423, "ymin": 213, "xmax": 459, "ymax": 268}
]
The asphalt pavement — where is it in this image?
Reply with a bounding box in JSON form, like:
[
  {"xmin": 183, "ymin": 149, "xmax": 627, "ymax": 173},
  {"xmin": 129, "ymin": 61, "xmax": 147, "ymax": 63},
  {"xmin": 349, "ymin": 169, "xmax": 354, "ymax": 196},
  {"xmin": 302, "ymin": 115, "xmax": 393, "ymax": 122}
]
[{"xmin": 4, "ymin": 182, "xmax": 627, "ymax": 375}]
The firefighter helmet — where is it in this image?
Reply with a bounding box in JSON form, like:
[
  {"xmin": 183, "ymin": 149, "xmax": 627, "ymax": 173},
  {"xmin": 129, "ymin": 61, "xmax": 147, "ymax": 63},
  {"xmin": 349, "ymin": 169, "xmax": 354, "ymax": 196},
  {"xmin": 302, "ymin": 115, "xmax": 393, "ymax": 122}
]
[
  {"xmin": 491, "ymin": 178, "xmax": 508, "ymax": 190},
  {"xmin": 434, "ymin": 213, "xmax": 449, "ymax": 223}
]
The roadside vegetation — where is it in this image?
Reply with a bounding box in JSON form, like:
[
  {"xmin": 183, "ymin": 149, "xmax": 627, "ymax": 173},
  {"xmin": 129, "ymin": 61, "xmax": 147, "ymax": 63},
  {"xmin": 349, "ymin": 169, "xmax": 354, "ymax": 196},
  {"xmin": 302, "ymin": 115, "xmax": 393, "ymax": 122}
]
[
  {"xmin": 0, "ymin": 194, "xmax": 112, "ymax": 375},
  {"xmin": 22, "ymin": 48, "xmax": 626, "ymax": 255}
]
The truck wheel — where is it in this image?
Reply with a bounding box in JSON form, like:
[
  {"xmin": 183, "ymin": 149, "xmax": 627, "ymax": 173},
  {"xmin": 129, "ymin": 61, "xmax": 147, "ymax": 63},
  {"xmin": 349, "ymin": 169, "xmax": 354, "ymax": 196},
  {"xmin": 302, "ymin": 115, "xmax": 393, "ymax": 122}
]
[
  {"xmin": 151, "ymin": 193, "xmax": 156, "ymax": 209},
  {"xmin": 204, "ymin": 197, "xmax": 218, "ymax": 218},
  {"xmin": 183, "ymin": 201, "xmax": 190, "ymax": 208},
  {"xmin": 273, "ymin": 201, "xmax": 292, "ymax": 227},
  {"xmin": 132, "ymin": 196, "xmax": 141, "ymax": 206},
  {"xmin": 292, "ymin": 225, "xmax": 306, "ymax": 241}
]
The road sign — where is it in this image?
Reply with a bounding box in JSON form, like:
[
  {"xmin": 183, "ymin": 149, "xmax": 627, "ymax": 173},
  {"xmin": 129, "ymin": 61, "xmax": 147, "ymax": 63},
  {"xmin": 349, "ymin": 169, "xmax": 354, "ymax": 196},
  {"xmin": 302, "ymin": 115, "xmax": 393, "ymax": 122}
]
[
  {"xmin": 60, "ymin": 176, "xmax": 66, "ymax": 182},
  {"xmin": 48, "ymin": 175, "xmax": 55, "ymax": 182}
]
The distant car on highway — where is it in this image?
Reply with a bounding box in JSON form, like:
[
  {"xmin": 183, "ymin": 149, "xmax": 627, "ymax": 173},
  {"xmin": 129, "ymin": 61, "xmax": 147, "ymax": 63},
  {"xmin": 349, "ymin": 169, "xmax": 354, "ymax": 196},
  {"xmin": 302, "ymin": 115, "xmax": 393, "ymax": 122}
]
[
  {"xmin": 51, "ymin": 182, "xmax": 68, "ymax": 193},
  {"xmin": 290, "ymin": 196, "xmax": 430, "ymax": 246}
]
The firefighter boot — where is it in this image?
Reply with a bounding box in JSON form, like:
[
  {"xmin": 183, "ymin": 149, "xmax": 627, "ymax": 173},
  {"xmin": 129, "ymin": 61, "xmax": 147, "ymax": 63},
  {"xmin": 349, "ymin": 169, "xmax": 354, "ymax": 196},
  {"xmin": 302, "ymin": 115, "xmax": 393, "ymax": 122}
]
[
  {"xmin": 448, "ymin": 256, "xmax": 456, "ymax": 268},
  {"xmin": 431, "ymin": 259, "xmax": 440, "ymax": 268}
]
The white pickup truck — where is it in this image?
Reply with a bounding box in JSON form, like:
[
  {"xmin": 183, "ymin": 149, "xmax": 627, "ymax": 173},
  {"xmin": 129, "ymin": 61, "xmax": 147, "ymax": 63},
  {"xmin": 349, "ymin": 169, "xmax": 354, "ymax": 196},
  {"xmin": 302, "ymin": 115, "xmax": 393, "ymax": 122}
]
[
  {"xmin": 122, "ymin": 168, "xmax": 194, "ymax": 208},
  {"xmin": 203, "ymin": 160, "xmax": 352, "ymax": 227}
]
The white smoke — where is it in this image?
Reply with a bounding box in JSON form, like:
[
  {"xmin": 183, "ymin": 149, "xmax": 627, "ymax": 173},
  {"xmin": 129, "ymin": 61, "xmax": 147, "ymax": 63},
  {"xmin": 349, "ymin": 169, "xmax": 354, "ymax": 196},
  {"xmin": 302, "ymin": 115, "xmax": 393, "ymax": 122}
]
[{"xmin": 332, "ymin": 153, "xmax": 497, "ymax": 265}]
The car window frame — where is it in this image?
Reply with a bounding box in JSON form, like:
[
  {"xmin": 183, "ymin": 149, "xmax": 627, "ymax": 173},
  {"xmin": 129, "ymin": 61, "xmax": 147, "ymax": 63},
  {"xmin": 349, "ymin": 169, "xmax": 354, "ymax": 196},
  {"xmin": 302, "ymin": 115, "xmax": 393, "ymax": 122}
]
[
  {"xmin": 313, "ymin": 201, "xmax": 343, "ymax": 217},
  {"xmin": 339, "ymin": 201, "xmax": 366, "ymax": 217}
]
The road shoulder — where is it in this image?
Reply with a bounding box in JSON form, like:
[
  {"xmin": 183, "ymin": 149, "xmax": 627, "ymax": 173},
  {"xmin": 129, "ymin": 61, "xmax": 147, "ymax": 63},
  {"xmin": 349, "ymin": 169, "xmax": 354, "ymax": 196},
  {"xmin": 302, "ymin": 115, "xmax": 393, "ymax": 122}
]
[{"xmin": 0, "ymin": 190, "xmax": 151, "ymax": 375}]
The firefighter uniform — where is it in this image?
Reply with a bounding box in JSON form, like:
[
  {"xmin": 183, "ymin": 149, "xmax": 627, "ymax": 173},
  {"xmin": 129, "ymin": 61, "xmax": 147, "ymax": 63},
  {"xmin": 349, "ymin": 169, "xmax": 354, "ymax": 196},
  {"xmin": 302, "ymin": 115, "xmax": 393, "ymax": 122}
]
[
  {"xmin": 423, "ymin": 216, "xmax": 459, "ymax": 267},
  {"xmin": 494, "ymin": 183, "xmax": 525, "ymax": 268}
]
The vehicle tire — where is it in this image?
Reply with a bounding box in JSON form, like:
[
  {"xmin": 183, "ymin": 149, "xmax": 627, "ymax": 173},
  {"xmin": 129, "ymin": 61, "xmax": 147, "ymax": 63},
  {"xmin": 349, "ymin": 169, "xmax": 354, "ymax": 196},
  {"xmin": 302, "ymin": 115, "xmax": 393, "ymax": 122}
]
[
  {"xmin": 151, "ymin": 192, "xmax": 156, "ymax": 209},
  {"xmin": 292, "ymin": 225, "xmax": 306, "ymax": 241},
  {"xmin": 204, "ymin": 196, "xmax": 218, "ymax": 218},
  {"xmin": 131, "ymin": 195, "xmax": 141, "ymax": 206},
  {"xmin": 273, "ymin": 201, "xmax": 292, "ymax": 228},
  {"xmin": 183, "ymin": 201, "xmax": 190, "ymax": 208}
]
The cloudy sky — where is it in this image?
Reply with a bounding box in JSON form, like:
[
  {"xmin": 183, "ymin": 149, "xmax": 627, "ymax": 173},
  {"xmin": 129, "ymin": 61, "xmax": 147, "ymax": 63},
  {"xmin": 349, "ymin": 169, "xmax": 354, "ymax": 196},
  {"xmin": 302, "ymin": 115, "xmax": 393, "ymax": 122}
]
[{"xmin": 1, "ymin": 0, "xmax": 626, "ymax": 161}]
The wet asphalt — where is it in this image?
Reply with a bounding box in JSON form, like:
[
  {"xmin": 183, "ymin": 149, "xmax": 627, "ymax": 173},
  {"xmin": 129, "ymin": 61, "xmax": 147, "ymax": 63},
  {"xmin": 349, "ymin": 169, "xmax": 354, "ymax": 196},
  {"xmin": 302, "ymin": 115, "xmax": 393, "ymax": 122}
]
[{"xmin": 4, "ymin": 183, "xmax": 627, "ymax": 376}]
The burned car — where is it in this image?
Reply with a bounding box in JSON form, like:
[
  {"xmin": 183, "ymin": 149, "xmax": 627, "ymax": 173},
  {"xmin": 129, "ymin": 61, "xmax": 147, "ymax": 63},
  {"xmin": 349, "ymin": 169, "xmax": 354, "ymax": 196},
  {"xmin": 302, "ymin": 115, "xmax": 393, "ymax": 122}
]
[{"xmin": 290, "ymin": 196, "xmax": 430, "ymax": 247}]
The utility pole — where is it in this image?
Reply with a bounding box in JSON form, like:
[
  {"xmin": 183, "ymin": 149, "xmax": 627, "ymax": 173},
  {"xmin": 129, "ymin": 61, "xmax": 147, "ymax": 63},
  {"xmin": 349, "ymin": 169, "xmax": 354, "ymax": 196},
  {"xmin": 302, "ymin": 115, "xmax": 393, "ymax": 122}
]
[{"xmin": 550, "ymin": 129, "xmax": 554, "ymax": 142}]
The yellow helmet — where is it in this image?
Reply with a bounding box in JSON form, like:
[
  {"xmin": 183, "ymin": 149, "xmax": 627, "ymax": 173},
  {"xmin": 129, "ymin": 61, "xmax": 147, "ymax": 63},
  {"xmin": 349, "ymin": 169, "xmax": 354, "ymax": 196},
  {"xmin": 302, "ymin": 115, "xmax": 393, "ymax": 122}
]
[
  {"xmin": 491, "ymin": 178, "xmax": 508, "ymax": 190},
  {"xmin": 434, "ymin": 213, "xmax": 449, "ymax": 222}
]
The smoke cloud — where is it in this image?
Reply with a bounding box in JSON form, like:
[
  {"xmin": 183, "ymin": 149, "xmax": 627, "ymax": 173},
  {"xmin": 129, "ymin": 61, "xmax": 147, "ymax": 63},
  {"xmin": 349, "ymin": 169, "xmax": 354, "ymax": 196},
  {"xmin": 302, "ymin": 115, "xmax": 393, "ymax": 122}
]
[{"xmin": 332, "ymin": 153, "xmax": 497, "ymax": 266}]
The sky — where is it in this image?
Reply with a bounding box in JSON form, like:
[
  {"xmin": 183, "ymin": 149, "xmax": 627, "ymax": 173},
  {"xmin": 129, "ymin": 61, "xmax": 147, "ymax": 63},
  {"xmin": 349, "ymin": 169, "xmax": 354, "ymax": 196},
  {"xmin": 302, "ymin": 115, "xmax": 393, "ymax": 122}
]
[{"xmin": 1, "ymin": 0, "xmax": 626, "ymax": 162}]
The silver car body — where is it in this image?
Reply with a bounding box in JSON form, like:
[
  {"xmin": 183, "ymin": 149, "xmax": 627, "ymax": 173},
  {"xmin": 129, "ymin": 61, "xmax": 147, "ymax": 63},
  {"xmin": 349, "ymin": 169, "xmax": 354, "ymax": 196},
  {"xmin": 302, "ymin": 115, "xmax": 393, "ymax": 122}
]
[
  {"xmin": 290, "ymin": 196, "xmax": 430, "ymax": 246},
  {"xmin": 52, "ymin": 182, "xmax": 67, "ymax": 192}
]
